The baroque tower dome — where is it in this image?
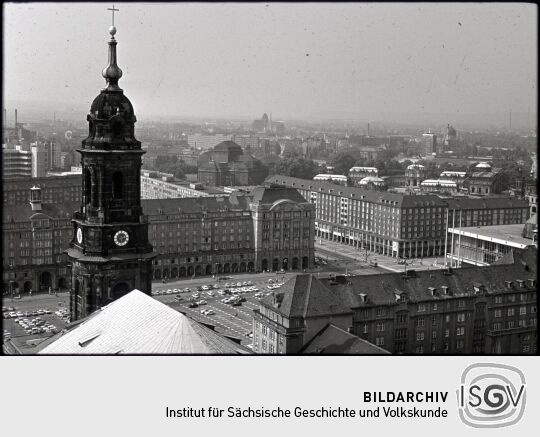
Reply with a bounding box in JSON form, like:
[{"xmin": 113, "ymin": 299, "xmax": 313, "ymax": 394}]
[{"xmin": 83, "ymin": 25, "xmax": 139, "ymax": 151}]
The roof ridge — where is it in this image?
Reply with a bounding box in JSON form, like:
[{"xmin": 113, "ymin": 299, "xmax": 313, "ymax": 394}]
[{"xmin": 303, "ymin": 274, "xmax": 313, "ymax": 318}]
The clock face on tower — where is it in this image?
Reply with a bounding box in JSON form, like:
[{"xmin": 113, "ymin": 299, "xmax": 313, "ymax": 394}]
[
  {"xmin": 114, "ymin": 230, "xmax": 129, "ymax": 247},
  {"xmin": 76, "ymin": 228, "xmax": 83, "ymax": 244}
]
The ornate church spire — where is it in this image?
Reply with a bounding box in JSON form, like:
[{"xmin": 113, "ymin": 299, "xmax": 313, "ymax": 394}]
[{"xmin": 102, "ymin": 5, "xmax": 122, "ymax": 92}]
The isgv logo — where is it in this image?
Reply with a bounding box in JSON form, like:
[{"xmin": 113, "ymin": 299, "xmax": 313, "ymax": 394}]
[{"xmin": 457, "ymin": 363, "xmax": 526, "ymax": 428}]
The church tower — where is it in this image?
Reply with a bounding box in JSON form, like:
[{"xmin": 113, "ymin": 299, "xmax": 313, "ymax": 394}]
[{"xmin": 67, "ymin": 19, "xmax": 155, "ymax": 322}]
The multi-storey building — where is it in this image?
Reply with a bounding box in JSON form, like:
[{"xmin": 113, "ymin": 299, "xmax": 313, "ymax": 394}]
[
  {"xmin": 266, "ymin": 175, "xmax": 448, "ymax": 258},
  {"xmin": 3, "ymin": 188, "xmax": 75, "ymax": 295},
  {"xmin": 187, "ymin": 133, "xmax": 232, "ymax": 150},
  {"xmin": 445, "ymin": 197, "xmax": 529, "ymax": 227},
  {"xmin": 422, "ymin": 132, "xmax": 437, "ymax": 156},
  {"xmin": 464, "ymin": 163, "xmax": 504, "ymax": 195},
  {"xmin": 31, "ymin": 142, "xmax": 48, "ymax": 177},
  {"xmin": 342, "ymin": 247, "xmax": 537, "ymax": 354},
  {"xmin": 3, "ymin": 186, "xmax": 315, "ymax": 293},
  {"xmin": 447, "ymin": 222, "xmax": 536, "ymax": 266},
  {"xmin": 252, "ymin": 275, "xmax": 355, "ymax": 354},
  {"xmin": 198, "ymin": 141, "xmax": 268, "ymax": 187},
  {"xmin": 266, "ymin": 176, "xmax": 530, "ymax": 259},
  {"xmin": 2, "ymin": 146, "xmax": 32, "ymax": 179},
  {"xmin": 3, "ymin": 175, "xmax": 82, "ymax": 206},
  {"xmin": 140, "ymin": 170, "xmax": 226, "ymax": 199},
  {"xmin": 253, "ymin": 247, "xmax": 536, "ymax": 354}
]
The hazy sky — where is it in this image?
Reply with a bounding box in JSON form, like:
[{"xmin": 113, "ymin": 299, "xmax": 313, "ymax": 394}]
[{"xmin": 3, "ymin": 2, "xmax": 537, "ymax": 120}]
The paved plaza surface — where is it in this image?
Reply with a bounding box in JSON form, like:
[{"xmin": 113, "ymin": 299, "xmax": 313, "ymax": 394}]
[
  {"xmin": 315, "ymin": 240, "xmax": 448, "ymax": 273},
  {"xmin": 3, "ymin": 241, "xmax": 450, "ymax": 353}
]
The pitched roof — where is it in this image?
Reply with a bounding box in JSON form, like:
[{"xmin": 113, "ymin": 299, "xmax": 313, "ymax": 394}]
[
  {"xmin": 260, "ymin": 275, "xmax": 353, "ymax": 318},
  {"xmin": 3, "ymin": 201, "xmax": 79, "ymax": 223},
  {"xmin": 445, "ymin": 196, "xmax": 529, "ymax": 210},
  {"xmin": 141, "ymin": 195, "xmax": 250, "ymax": 215},
  {"xmin": 300, "ymin": 324, "xmax": 390, "ymax": 354},
  {"xmin": 39, "ymin": 290, "xmax": 251, "ymax": 354},
  {"xmin": 250, "ymin": 186, "xmax": 306, "ymax": 204},
  {"xmin": 213, "ymin": 141, "xmax": 242, "ymax": 152},
  {"xmin": 264, "ymin": 175, "xmax": 446, "ymax": 207},
  {"xmin": 322, "ymin": 247, "xmax": 537, "ymax": 307}
]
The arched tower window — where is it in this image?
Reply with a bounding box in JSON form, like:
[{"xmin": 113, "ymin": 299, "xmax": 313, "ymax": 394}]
[
  {"xmin": 84, "ymin": 169, "xmax": 92, "ymax": 204},
  {"xmin": 112, "ymin": 171, "xmax": 123, "ymax": 199}
]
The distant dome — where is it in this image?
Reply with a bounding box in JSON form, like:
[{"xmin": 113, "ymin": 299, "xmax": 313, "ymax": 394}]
[
  {"xmin": 213, "ymin": 141, "xmax": 243, "ymax": 152},
  {"xmin": 476, "ymin": 162, "xmax": 492, "ymax": 169}
]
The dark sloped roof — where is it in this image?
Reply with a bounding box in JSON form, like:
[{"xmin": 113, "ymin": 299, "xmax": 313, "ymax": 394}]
[
  {"xmin": 250, "ymin": 186, "xmax": 306, "ymax": 204},
  {"xmin": 3, "ymin": 201, "xmax": 79, "ymax": 223},
  {"xmin": 141, "ymin": 195, "xmax": 250, "ymax": 215},
  {"xmin": 260, "ymin": 275, "xmax": 353, "ymax": 318},
  {"xmin": 300, "ymin": 324, "xmax": 390, "ymax": 354},
  {"xmin": 445, "ymin": 197, "xmax": 529, "ymax": 210},
  {"xmin": 213, "ymin": 141, "xmax": 242, "ymax": 152},
  {"xmin": 265, "ymin": 175, "xmax": 446, "ymax": 207},
  {"xmin": 322, "ymin": 246, "xmax": 537, "ymax": 307}
]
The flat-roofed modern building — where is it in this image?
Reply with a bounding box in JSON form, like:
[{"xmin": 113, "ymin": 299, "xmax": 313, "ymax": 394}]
[{"xmin": 447, "ymin": 222, "xmax": 537, "ymax": 266}]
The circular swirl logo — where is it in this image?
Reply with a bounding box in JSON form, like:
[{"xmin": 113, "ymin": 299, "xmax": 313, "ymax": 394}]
[{"xmin": 457, "ymin": 363, "xmax": 526, "ymax": 428}]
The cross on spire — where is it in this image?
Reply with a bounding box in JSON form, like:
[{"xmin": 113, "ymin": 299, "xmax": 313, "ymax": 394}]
[{"xmin": 108, "ymin": 4, "xmax": 119, "ymax": 27}]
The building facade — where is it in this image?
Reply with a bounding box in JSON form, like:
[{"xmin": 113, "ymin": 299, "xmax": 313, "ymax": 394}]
[
  {"xmin": 252, "ymin": 275, "xmax": 354, "ymax": 354},
  {"xmin": 149, "ymin": 187, "xmax": 315, "ymax": 278},
  {"xmin": 447, "ymin": 223, "xmax": 536, "ymax": 266},
  {"xmin": 252, "ymin": 248, "xmax": 537, "ymax": 354},
  {"xmin": 2, "ymin": 146, "xmax": 32, "ymax": 179},
  {"xmin": 343, "ymin": 248, "xmax": 537, "ymax": 354},
  {"xmin": 141, "ymin": 170, "xmax": 226, "ymax": 199},
  {"xmin": 3, "ymin": 175, "xmax": 82, "ymax": 206},
  {"xmin": 265, "ymin": 175, "xmax": 529, "ymax": 259},
  {"xmin": 422, "ymin": 132, "xmax": 437, "ymax": 156},
  {"xmin": 187, "ymin": 133, "xmax": 232, "ymax": 150},
  {"xmin": 198, "ymin": 141, "xmax": 268, "ymax": 187},
  {"xmin": 3, "ymin": 186, "xmax": 315, "ymax": 293},
  {"xmin": 465, "ymin": 163, "xmax": 504, "ymax": 195},
  {"xmin": 2, "ymin": 190, "xmax": 75, "ymax": 295}
]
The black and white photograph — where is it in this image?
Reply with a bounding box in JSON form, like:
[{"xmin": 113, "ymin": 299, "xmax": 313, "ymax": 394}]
[{"xmin": 2, "ymin": 2, "xmax": 537, "ymax": 356}]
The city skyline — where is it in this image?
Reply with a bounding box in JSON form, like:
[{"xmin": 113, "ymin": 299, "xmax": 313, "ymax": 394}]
[{"xmin": 4, "ymin": 3, "xmax": 537, "ymax": 124}]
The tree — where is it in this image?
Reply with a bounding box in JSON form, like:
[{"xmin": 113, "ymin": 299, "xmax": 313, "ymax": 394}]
[
  {"xmin": 330, "ymin": 153, "xmax": 356, "ymax": 175},
  {"xmin": 274, "ymin": 155, "xmax": 321, "ymax": 179}
]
